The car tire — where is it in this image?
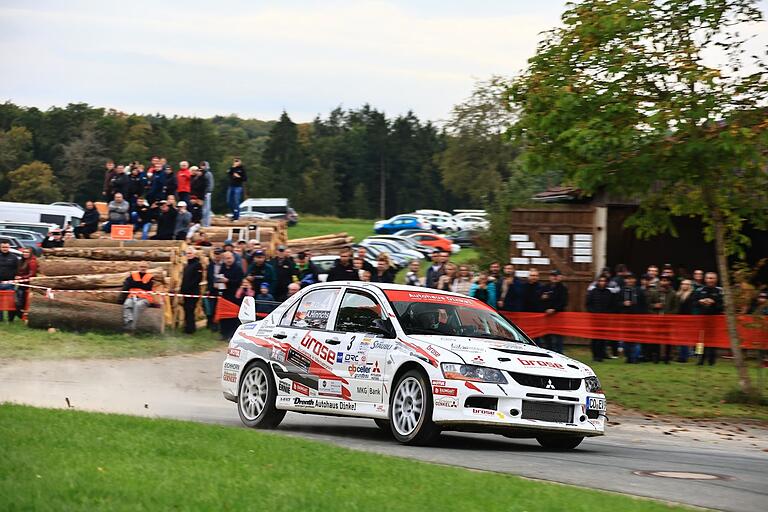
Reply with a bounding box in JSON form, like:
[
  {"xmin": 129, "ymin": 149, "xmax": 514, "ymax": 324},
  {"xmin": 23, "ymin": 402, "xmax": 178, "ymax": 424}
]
[
  {"xmin": 389, "ymin": 369, "xmax": 440, "ymax": 445},
  {"xmin": 237, "ymin": 360, "xmax": 286, "ymax": 429},
  {"xmin": 536, "ymin": 435, "xmax": 584, "ymax": 450}
]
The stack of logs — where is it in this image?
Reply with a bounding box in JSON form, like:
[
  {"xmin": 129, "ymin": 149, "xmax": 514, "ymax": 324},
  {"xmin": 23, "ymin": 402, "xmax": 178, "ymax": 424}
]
[
  {"xmin": 28, "ymin": 240, "xmax": 189, "ymax": 334},
  {"xmin": 286, "ymin": 233, "xmax": 353, "ymax": 255},
  {"xmin": 202, "ymin": 216, "xmax": 287, "ymax": 254}
]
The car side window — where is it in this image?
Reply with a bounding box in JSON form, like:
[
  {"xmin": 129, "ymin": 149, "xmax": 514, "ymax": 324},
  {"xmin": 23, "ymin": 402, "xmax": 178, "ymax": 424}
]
[
  {"xmin": 279, "ymin": 300, "xmax": 300, "ymax": 327},
  {"xmin": 336, "ymin": 290, "xmax": 385, "ymax": 333},
  {"xmin": 290, "ymin": 288, "xmax": 340, "ymax": 330}
]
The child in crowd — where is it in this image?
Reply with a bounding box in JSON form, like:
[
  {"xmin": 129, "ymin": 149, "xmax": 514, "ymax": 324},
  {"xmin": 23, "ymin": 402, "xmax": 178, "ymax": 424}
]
[{"xmin": 256, "ymin": 282, "xmax": 276, "ymax": 315}]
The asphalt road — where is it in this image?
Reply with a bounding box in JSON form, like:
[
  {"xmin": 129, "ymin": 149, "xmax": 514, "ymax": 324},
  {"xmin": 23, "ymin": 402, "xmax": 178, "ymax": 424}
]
[{"xmin": 1, "ymin": 350, "xmax": 766, "ymax": 512}]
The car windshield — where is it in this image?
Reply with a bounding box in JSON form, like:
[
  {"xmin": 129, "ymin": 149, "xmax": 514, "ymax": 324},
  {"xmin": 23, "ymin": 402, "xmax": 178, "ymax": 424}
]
[{"xmin": 384, "ymin": 290, "xmax": 533, "ymax": 344}]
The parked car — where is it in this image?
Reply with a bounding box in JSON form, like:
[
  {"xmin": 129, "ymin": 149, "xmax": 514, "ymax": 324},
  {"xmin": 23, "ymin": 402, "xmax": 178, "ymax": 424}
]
[
  {"xmin": 449, "ymin": 230, "xmax": 479, "ymax": 248},
  {"xmin": 223, "ymin": 283, "xmax": 607, "ymax": 448},
  {"xmin": 361, "ymin": 239, "xmax": 424, "ymax": 262},
  {"xmin": 0, "ymin": 229, "xmax": 44, "ymax": 255},
  {"xmin": 0, "ymin": 201, "xmax": 83, "ymax": 229},
  {"xmin": 453, "ymin": 215, "xmax": 489, "ymax": 231},
  {"xmin": 353, "ymin": 243, "xmax": 409, "ymax": 269},
  {"xmin": 422, "ymin": 215, "xmax": 459, "ymax": 234},
  {"xmin": 239, "ymin": 198, "xmax": 299, "ymax": 226},
  {"xmin": 406, "ymin": 232, "xmax": 459, "ymax": 253},
  {"xmin": 414, "ymin": 209, "xmax": 452, "ymax": 218},
  {"xmin": 373, "ymin": 215, "xmax": 431, "ymax": 235},
  {"xmin": 0, "ymin": 221, "xmax": 61, "ymax": 237},
  {"xmin": 367, "ymin": 235, "xmax": 437, "ymax": 258},
  {"xmin": 393, "ymin": 229, "xmax": 429, "ymax": 237}
]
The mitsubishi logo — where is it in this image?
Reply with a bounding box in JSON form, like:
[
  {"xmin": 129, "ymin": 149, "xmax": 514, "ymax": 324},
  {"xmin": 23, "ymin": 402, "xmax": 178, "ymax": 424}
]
[{"xmin": 545, "ymin": 379, "xmax": 555, "ymax": 390}]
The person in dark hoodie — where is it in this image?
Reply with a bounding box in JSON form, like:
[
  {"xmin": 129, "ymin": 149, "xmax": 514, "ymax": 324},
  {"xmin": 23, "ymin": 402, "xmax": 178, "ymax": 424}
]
[
  {"xmin": 327, "ymin": 248, "xmax": 359, "ymax": 282},
  {"xmin": 270, "ymin": 245, "xmax": 297, "ymax": 301},
  {"xmin": 586, "ymin": 275, "xmax": 617, "ymax": 362},
  {"xmin": 180, "ymin": 248, "xmax": 203, "ymax": 334},
  {"xmin": 539, "ymin": 269, "xmax": 569, "ymax": 353},
  {"xmin": 618, "ymin": 273, "xmax": 647, "ymax": 363},
  {"xmin": 227, "ymin": 158, "xmax": 246, "ymax": 220},
  {"xmin": 218, "ymin": 251, "xmax": 244, "ymax": 340},
  {"xmin": 110, "ymin": 164, "xmax": 131, "ymax": 199},
  {"xmin": 75, "ymin": 200, "xmax": 100, "ymax": 239},
  {"xmin": 520, "ymin": 268, "xmax": 544, "ymax": 312},
  {"xmin": 150, "ymin": 200, "xmax": 177, "ymax": 240},
  {"xmin": 497, "ymin": 263, "xmax": 522, "ymax": 312}
]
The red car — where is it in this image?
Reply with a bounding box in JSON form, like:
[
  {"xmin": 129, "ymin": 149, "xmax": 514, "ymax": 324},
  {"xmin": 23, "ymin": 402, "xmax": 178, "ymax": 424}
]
[{"xmin": 406, "ymin": 232, "xmax": 454, "ymax": 252}]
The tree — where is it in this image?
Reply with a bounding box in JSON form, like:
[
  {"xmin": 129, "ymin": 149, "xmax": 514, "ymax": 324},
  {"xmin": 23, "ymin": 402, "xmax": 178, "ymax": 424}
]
[
  {"xmin": 509, "ymin": 0, "xmax": 768, "ymax": 395},
  {"xmin": 4, "ymin": 161, "xmax": 62, "ymax": 203},
  {"xmin": 439, "ymin": 77, "xmax": 518, "ymax": 204},
  {"xmin": 60, "ymin": 121, "xmax": 107, "ymax": 201},
  {"xmin": 261, "ymin": 111, "xmax": 305, "ymax": 201},
  {"xmin": 0, "ymin": 126, "xmax": 33, "ymax": 196}
]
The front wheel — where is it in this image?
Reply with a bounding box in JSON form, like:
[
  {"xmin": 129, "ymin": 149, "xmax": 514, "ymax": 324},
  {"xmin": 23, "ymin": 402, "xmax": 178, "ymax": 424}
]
[
  {"xmin": 237, "ymin": 360, "xmax": 286, "ymax": 429},
  {"xmin": 536, "ymin": 435, "xmax": 584, "ymax": 450},
  {"xmin": 373, "ymin": 419, "xmax": 392, "ymax": 435},
  {"xmin": 389, "ymin": 369, "xmax": 440, "ymax": 445}
]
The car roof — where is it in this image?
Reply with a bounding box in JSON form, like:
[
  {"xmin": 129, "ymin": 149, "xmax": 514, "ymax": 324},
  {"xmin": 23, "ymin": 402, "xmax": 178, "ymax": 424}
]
[{"xmin": 307, "ymin": 281, "xmax": 475, "ymax": 300}]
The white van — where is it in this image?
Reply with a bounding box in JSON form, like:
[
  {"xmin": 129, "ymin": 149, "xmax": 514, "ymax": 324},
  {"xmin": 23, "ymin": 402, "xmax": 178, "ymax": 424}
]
[
  {"xmin": 0, "ymin": 201, "xmax": 83, "ymax": 229},
  {"xmin": 239, "ymin": 198, "xmax": 298, "ymax": 225}
]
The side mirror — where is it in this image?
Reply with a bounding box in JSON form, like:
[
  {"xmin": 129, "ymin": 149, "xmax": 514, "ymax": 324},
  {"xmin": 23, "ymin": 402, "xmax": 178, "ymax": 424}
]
[
  {"xmin": 370, "ymin": 318, "xmax": 396, "ymax": 339},
  {"xmin": 238, "ymin": 296, "xmax": 257, "ymax": 324}
]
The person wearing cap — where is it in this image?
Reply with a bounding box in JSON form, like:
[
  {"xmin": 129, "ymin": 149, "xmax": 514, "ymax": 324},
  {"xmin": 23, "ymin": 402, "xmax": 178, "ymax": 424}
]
[
  {"xmin": 271, "ymin": 244, "xmax": 297, "ymax": 301},
  {"xmin": 42, "ymin": 228, "xmax": 65, "ymax": 249},
  {"xmin": 539, "ymin": 269, "xmax": 569, "ymax": 353},
  {"xmin": 256, "ymin": 282, "xmax": 276, "ymax": 315},
  {"xmin": 174, "ymin": 201, "xmax": 192, "ymax": 240},
  {"xmin": 150, "ymin": 200, "xmax": 177, "ymax": 240},
  {"xmin": 246, "ymin": 249, "xmax": 275, "ymax": 291},
  {"xmin": 119, "ymin": 261, "xmax": 155, "ymax": 332},
  {"xmin": 295, "ymin": 251, "xmax": 319, "ymax": 287}
]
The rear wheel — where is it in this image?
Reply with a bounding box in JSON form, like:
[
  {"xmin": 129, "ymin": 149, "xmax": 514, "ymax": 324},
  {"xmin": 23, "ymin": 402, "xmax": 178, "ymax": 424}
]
[
  {"xmin": 237, "ymin": 360, "xmax": 286, "ymax": 429},
  {"xmin": 390, "ymin": 369, "xmax": 440, "ymax": 445},
  {"xmin": 536, "ymin": 435, "xmax": 584, "ymax": 450}
]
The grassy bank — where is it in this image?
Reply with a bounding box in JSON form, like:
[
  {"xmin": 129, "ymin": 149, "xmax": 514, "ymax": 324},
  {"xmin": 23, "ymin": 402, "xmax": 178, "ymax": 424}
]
[
  {"xmin": 0, "ymin": 404, "xmax": 686, "ymax": 512},
  {"xmin": 567, "ymin": 346, "xmax": 768, "ymax": 422},
  {"xmin": 288, "ymin": 215, "xmax": 375, "ymax": 242},
  {"xmin": 0, "ymin": 322, "xmax": 222, "ymax": 360}
]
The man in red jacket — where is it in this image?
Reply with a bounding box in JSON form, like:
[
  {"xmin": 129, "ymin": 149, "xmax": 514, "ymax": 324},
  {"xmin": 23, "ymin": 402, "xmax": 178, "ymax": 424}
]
[{"xmin": 176, "ymin": 160, "xmax": 192, "ymax": 204}]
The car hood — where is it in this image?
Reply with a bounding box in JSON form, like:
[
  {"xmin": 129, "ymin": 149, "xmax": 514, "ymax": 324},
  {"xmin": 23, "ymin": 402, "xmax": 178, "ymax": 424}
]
[{"xmin": 406, "ymin": 335, "xmax": 594, "ymax": 378}]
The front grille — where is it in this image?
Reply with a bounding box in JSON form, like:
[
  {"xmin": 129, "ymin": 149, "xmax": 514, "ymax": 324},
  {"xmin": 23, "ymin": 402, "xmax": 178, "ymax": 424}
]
[
  {"xmin": 508, "ymin": 372, "xmax": 581, "ymax": 391},
  {"xmin": 521, "ymin": 401, "xmax": 572, "ymax": 423}
]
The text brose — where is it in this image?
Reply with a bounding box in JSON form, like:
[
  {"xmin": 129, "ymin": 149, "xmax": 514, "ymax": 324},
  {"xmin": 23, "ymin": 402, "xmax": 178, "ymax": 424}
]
[{"xmin": 300, "ymin": 332, "xmax": 336, "ymax": 364}]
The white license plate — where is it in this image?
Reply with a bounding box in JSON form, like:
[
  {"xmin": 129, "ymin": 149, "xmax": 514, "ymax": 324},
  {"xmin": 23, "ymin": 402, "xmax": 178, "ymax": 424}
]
[{"xmin": 587, "ymin": 397, "xmax": 606, "ymax": 411}]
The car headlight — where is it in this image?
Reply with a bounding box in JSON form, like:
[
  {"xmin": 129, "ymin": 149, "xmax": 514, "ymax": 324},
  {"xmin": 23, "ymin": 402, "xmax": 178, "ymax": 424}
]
[
  {"xmin": 441, "ymin": 363, "xmax": 507, "ymax": 384},
  {"xmin": 584, "ymin": 376, "xmax": 602, "ymax": 393}
]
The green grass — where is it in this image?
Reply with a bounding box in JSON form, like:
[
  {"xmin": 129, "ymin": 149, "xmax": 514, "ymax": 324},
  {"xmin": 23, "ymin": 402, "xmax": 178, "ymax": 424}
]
[
  {"xmin": 567, "ymin": 346, "xmax": 768, "ymax": 422},
  {"xmin": 0, "ymin": 404, "xmax": 686, "ymax": 512},
  {"xmin": 0, "ymin": 322, "xmax": 223, "ymax": 360},
  {"xmin": 289, "ymin": 215, "xmax": 376, "ymax": 242}
]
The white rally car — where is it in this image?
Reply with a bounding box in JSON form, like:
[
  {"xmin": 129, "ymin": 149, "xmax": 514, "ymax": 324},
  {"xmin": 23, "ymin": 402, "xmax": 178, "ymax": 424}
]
[{"xmin": 222, "ymin": 283, "xmax": 606, "ymax": 449}]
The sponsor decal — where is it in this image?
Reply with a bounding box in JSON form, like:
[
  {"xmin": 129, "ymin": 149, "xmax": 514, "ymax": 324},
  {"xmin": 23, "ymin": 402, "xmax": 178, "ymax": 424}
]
[
  {"xmin": 372, "ymin": 341, "xmax": 394, "ymax": 350},
  {"xmin": 299, "ymin": 332, "xmax": 336, "ymax": 365},
  {"xmin": 241, "ymin": 323, "xmax": 257, "ymax": 330},
  {"xmin": 375, "ymin": 404, "xmax": 386, "ymax": 413},
  {"xmin": 348, "ymin": 364, "xmax": 372, "ymax": 379},
  {"xmin": 471, "ymin": 355, "xmax": 485, "ymax": 364},
  {"xmin": 318, "ymin": 379, "xmax": 343, "ymax": 396},
  {"xmin": 293, "ymin": 397, "xmax": 315, "ymax": 408},
  {"xmin": 496, "ymin": 411, "xmax": 506, "ymax": 419},
  {"xmin": 315, "ymin": 399, "xmax": 357, "ymax": 411},
  {"xmin": 426, "ymin": 345, "xmax": 441, "ymax": 357},
  {"xmin": 279, "ymin": 380, "xmax": 291, "ymax": 394},
  {"xmin": 517, "ymin": 358, "xmax": 565, "ymax": 370},
  {"xmin": 434, "ymin": 397, "xmax": 458, "ymax": 408},
  {"xmin": 384, "ymin": 290, "xmax": 493, "ymax": 311},
  {"xmin": 227, "ymin": 347, "xmax": 241, "ymax": 358},
  {"xmin": 223, "ymin": 362, "xmax": 240, "ymax": 371},
  {"xmin": 287, "ymin": 348, "xmax": 311, "ymax": 371},
  {"xmin": 433, "ymin": 386, "xmax": 457, "ymax": 397},
  {"xmin": 471, "ymin": 408, "xmax": 496, "ymax": 416},
  {"xmin": 450, "ymin": 343, "xmax": 483, "ymax": 354},
  {"xmin": 432, "ymin": 380, "xmax": 446, "ymax": 386},
  {"xmin": 342, "ymin": 353, "xmax": 360, "ymax": 363},
  {"xmin": 257, "ymin": 327, "xmax": 272, "ymax": 336},
  {"xmin": 464, "ymin": 381, "xmax": 483, "ymax": 393},
  {"xmin": 355, "ymin": 385, "xmax": 382, "ymax": 397},
  {"xmin": 336, "ymin": 352, "xmax": 344, "ymax": 363},
  {"xmin": 372, "ymin": 360, "xmax": 381, "ymax": 377},
  {"xmin": 292, "ymin": 381, "xmax": 310, "ymax": 396},
  {"xmin": 223, "ymin": 371, "xmax": 237, "ymax": 383},
  {"xmin": 271, "ymin": 346, "xmax": 287, "ymax": 363}
]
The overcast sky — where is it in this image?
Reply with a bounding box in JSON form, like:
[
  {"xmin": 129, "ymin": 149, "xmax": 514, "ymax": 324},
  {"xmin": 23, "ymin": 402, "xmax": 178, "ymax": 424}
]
[{"xmin": 1, "ymin": 0, "xmax": 766, "ymax": 123}]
